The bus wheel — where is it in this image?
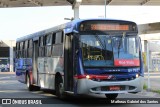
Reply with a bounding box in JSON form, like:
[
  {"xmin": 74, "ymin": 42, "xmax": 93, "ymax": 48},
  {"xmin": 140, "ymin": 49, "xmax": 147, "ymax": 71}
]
[
  {"xmin": 26, "ymin": 74, "xmax": 34, "ymax": 91},
  {"xmin": 55, "ymin": 78, "xmax": 65, "ymax": 99},
  {"xmin": 105, "ymin": 94, "xmax": 118, "ymax": 99}
]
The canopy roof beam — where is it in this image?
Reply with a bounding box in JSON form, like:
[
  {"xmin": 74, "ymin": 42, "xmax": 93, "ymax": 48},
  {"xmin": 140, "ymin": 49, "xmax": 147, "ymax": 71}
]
[
  {"xmin": 0, "ymin": 0, "xmax": 8, "ymax": 7},
  {"xmin": 28, "ymin": 0, "xmax": 43, "ymax": 6},
  {"xmin": 140, "ymin": 0, "xmax": 150, "ymax": 5},
  {"xmin": 107, "ymin": 0, "xmax": 112, "ymax": 5}
]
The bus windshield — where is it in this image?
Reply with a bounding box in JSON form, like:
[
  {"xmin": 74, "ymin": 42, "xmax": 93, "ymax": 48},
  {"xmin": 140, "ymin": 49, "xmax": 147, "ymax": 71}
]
[{"xmin": 80, "ymin": 33, "xmax": 140, "ymax": 67}]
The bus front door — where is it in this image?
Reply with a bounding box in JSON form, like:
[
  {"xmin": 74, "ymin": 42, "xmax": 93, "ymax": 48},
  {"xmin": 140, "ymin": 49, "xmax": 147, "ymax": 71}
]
[{"xmin": 64, "ymin": 35, "xmax": 74, "ymax": 92}]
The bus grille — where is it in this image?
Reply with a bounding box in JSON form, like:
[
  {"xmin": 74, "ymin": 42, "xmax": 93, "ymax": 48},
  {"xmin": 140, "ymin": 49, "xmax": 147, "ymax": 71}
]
[
  {"xmin": 91, "ymin": 85, "xmax": 136, "ymax": 91},
  {"xmin": 91, "ymin": 77, "xmax": 136, "ymax": 82}
]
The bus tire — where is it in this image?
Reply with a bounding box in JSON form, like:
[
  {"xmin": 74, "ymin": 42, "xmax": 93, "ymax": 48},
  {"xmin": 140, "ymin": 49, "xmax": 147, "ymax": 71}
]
[
  {"xmin": 105, "ymin": 94, "xmax": 118, "ymax": 99},
  {"xmin": 26, "ymin": 74, "xmax": 34, "ymax": 91},
  {"xmin": 55, "ymin": 77, "xmax": 65, "ymax": 99}
]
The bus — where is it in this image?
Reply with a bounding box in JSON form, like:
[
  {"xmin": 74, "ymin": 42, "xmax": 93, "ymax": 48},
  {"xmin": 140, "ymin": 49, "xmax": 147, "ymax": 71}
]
[
  {"xmin": 0, "ymin": 57, "xmax": 9, "ymax": 72},
  {"xmin": 15, "ymin": 19, "xmax": 144, "ymax": 99}
]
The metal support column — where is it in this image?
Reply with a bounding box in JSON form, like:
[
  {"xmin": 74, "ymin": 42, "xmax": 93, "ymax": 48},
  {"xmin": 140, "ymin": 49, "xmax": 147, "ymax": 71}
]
[
  {"xmin": 104, "ymin": 0, "xmax": 106, "ymax": 18},
  {"xmin": 9, "ymin": 41, "xmax": 14, "ymax": 72},
  {"xmin": 144, "ymin": 40, "xmax": 150, "ymax": 90},
  {"xmin": 72, "ymin": 0, "xmax": 82, "ymax": 19}
]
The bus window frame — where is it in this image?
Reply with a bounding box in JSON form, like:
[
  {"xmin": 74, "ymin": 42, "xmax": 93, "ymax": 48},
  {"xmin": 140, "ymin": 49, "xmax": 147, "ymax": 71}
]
[
  {"xmin": 24, "ymin": 40, "xmax": 29, "ymax": 57},
  {"xmin": 25, "ymin": 40, "xmax": 28, "ymax": 49},
  {"xmin": 39, "ymin": 36, "xmax": 44, "ymax": 47},
  {"xmin": 51, "ymin": 31, "xmax": 64, "ymax": 57},
  {"xmin": 45, "ymin": 33, "xmax": 53, "ymax": 57},
  {"xmin": 19, "ymin": 41, "xmax": 24, "ymax": 58},
  {"xmin": 28, "ymin": 39, "xmax": 33, "ymax": 58},
  {"xmin": 16, "ymin": 42, "xmax": 20, "ymax": 58},
  {"xmin": 55, "ymin": 31, "xmax": 63, "ymax": 44},
  {"xmin": 39, "ymin": 36, "xmax": 45, "ymax": 57},
  {"xmin": 52, "ymin": 33, "xmax": 56, "ymax": 45}
]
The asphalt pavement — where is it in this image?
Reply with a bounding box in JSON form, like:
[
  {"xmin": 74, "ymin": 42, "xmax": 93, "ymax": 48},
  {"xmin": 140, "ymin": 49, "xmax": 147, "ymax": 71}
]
[{"xmin": 0, "ymin": 72, "xmax": 160, "ymax": 107}]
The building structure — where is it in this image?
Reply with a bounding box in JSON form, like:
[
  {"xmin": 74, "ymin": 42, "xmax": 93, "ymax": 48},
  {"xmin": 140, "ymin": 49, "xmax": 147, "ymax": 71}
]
[{"xmin": 0, "ymin": 40, "xmax": 15, "ymax": 72}]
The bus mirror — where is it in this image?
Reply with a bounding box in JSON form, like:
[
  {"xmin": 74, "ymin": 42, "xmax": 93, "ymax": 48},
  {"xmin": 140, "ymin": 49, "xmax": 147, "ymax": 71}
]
[{"xmin": 73, "ymin": 30, "xmax": 79, "ymax": 34}]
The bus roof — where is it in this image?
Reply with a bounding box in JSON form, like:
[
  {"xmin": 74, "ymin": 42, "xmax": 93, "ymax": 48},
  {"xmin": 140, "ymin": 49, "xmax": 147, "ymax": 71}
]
[{"xmin": 16, "ymin": 18, "xmax": 137, "ymax": 42}]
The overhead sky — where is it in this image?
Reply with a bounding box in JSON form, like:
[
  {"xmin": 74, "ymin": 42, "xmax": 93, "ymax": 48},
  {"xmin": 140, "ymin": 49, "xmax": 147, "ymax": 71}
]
[{"xmin": 0, "ymin": 6, "xmax": 160, "ymax": 40}]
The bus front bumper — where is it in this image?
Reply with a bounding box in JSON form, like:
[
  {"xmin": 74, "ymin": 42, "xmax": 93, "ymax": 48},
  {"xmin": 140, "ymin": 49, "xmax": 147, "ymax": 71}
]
[{"xmin": 76, "ymin": 76, "xmax": 144, "ymax": 94}]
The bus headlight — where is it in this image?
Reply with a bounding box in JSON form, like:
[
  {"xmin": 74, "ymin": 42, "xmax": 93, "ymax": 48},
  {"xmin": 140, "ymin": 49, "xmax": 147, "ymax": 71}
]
[
  {"xmin": 86, "ymin": 75, "xmax": 90, "ymax": 79},
  {"xmin": 136, "ymin": 74, "xmax": 139, "ymax": 78}
]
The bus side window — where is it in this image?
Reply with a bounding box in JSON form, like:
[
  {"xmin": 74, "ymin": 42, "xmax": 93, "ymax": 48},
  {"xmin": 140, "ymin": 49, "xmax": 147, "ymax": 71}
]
[
  {"xmin": 25, "ymin": 40, "xmax": 28, "ymax": 49},
  {"xmin": 28, "ymin": 39, "xmax": 33, "ymax": 58},
  {"xmin": 40, "ymin": 36, "xmax": 44, "ymax": 47},
  {"xmin": 24, "ymin": 40, "xmax": 28, "ymax": 57},
  {"xmin": 22, "ymin": 41, "xmax": 25, "ymax": 58},
  {"xmin": 46, "ymin": 33, "xmax": 52, "ymax": 45},
  {"xmin": 46, "ymin": 33, "xmax": 52, "ymax": 57},
  {"xmin": 52, "ymin": 33, "xmax": 56, "ymax": 44},
  {"xmin": 52, "ymin": 31, "xmax": 63, "ymax": 57},
  {"xmin": 19, "ymin": 42, "xmax": 24, "ymax": 58},
  {"xmin": 16, "ymin": 42, "xmax": 20, "ymax": 58},
  {"xmin": 55, "ymin": 31, "xmax": 63, "ymax": 44},
  {"xmin": 39, "ymin": 36, "xmax": 44, "ymax": 57}
]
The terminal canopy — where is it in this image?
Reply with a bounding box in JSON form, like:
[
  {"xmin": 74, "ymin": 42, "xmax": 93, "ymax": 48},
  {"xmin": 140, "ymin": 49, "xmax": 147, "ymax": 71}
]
[{"xmin": 0, "ymin": 0, "xmax": 160, "ymax": 7}]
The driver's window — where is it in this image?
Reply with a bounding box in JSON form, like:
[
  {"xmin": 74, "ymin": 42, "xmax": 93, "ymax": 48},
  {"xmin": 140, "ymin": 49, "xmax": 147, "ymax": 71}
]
[{"xmin": 128, "ymin": 38, "xmax": 136, "ymax": 54}]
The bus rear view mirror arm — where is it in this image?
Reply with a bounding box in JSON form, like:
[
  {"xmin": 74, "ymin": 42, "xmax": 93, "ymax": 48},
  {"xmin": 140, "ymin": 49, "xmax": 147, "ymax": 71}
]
[{"xmin": 73, "ymin": 30, "xmax": 79, "ymax": 34}]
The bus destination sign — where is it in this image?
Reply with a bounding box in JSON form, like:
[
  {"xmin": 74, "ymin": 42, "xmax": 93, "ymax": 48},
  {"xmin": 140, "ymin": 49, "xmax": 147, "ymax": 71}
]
[
  {"xmin": 79, "ymin": 20, "xmax": 137, "ymax": 32},
  {"xmin": 90, "ymin": 24, "xmax": 129, "ymax": 31}
]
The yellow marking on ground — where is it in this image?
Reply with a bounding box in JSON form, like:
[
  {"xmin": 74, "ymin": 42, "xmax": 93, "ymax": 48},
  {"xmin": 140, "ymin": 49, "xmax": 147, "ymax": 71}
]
[
  {"xmin": 31, "ymin": 91, "xmax": 42, "ymax": 94},
  {"xmin": 0, "ymin": 72, "xmax": 15, "ymax": 75},
  {"xmin": 0, "ymin": 90, "xmax": 26, "ymax": 93},
  {"xmin": 39, "ymin": 93, "xmax": 55, "ymax": 97},
  {"xmin": 31, "ymin": 91, "xmax": 56, "ymax": 97}
]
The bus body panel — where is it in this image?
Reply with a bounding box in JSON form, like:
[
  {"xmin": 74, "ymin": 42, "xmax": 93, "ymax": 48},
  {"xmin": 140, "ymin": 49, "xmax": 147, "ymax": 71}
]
[
  {"xmin": 38, "ymin": 73, "xmax": 56, "ymax": 89},
  {"xmin": 37, "ymin": 56, "xmax": 64, "ymax": 89},
  {"xmin": 15, "ymin": 58, "xmax": 32, "ymax": 83},
  {"xmin": 16, "ymin": 69, "xmax": 26, "ymax": 83}
]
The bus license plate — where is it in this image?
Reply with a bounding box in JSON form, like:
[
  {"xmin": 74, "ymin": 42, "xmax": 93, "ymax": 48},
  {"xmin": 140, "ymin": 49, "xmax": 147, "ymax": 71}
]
[{"xmin": 109, "ymin": 86, "xmax": 120, "ymax": 91}]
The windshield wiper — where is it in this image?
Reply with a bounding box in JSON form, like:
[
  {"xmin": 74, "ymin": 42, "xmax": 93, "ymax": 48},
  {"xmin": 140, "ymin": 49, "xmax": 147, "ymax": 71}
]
[
  {"xmin": 117, "ymin": 38, "xmax": 122, "ymax": 58},
  {"xmin": 117, "ymin": 33, "xmax": 126, "ymax": 58},
  {"xmin": 91, "ymin": 31, "xmax": 111, "ymax": 50},
  {"xmin": 92, "ymin": 33, "xmax": 105, "ymax": 50},
  {"xmin": 103, "ymin": 36, "xmax": 113, "ymax": 61},
  {"xmin": 92, "ymin": 32, "xmax": 113, "ymax": 62}
]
